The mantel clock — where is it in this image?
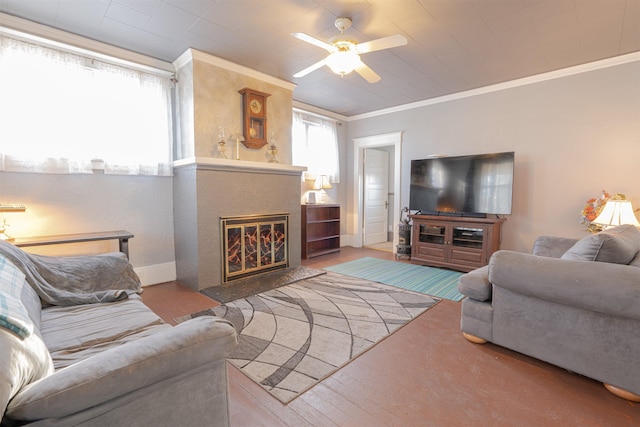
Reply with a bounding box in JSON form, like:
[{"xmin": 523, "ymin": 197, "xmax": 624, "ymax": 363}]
[{"xmin": 238, "ymin": 88, "xmax": 271, "ymax": 149}]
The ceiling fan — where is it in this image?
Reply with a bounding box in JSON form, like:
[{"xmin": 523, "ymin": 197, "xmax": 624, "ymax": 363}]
[{"xmin": 292, "ymin": 17, "xmax": 407, "ymax": 83}]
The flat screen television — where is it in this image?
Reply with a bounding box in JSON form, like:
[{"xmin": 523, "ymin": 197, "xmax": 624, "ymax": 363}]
[{"xmin": 409, "ymin": 152, "xmax": 514, "ymax": 216}]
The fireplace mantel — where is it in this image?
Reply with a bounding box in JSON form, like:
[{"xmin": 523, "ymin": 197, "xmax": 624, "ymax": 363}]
[{"xmin": 174, "ymin": 157, "xmax": 306, "ymax": 176}]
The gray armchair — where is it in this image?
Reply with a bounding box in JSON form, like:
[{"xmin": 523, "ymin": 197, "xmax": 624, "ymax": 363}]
[{"xmin": 458, "ymin": 225, "xmax": 640, "ymax": 402}]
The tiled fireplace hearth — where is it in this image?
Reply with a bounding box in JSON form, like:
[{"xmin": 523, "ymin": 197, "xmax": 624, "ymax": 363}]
[
  {"xmin": 221, "ymin": 213, "xmax": 289, "ymax": 283},
  {"xmin": 173, "ymin": 157, "xmax": 305, "ymax": 291}
]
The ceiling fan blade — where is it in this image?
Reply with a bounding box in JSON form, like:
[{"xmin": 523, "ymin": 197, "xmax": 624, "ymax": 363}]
[
  {"xmin": 354, "ymin": 60, "xmax": 381, "ymax": 83},
  {"xmin": 356, "ymin": 34, "xmax": 407, "ymax": 54},
  {"xmin": 291, "ymin": 32, "xmax": 335, "ymax": 52},
  {"xmin": 293, "ymin": 59, "xmax": 328, "ymax": 78}
]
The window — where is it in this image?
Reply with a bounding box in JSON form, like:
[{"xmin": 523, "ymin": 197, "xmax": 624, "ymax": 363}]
[
  {"xmin": 292, "ymin": 110, "xmax": 339, "ymax": 183},
  {"xmin": 0, "ymin": 34, "xmax": 173, "ymax": 176}
]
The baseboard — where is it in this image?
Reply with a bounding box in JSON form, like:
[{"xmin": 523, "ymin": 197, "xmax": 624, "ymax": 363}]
[
  {"xmin": 135, "ymin": 262, "xmax": 177, "ymax": 287},
  {"xmin": 341, "ymin": 234, "xmax": 358, "ymax": 247}
]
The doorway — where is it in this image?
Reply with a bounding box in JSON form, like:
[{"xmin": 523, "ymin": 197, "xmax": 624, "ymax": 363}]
[
  {"xmin": 351, "ymin": 132, "xmax": 402, "ymax": 252},
  {"xmin": 363, "ymin": 148, "xmax": 390, "ymax": 248}
]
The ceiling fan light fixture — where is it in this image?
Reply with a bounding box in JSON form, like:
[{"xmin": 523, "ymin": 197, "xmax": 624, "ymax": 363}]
[
  {"xmin": 326, "ymin": 49, "xmax": 360, "ymax": 76},
  {"xmin": 291, "ymin": 17, "xmax": 406, "ymax": 82}
]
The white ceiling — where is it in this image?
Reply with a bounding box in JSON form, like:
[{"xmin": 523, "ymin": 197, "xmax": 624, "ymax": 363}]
[{"xmin": 1, "ymin": 0, "xmax": 638, "ymax": 117}]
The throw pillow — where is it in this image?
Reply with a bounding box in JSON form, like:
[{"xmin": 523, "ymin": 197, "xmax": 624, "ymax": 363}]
[
  {"xmin": 561, "ymin": 224, "xmax": 640, "ymax": 264},
  {"xmin": 0, "ymin": 330, "xmax": 54, "ymax": 419},
  {"xmin": 0, "ymin": 255, "xmax": 54, "ymax": 417},
  {"xmin": 0, "ymin": 255, "xmax": 33, "ymax": 339}
]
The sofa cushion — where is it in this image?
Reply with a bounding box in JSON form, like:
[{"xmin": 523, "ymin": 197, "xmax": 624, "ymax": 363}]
[
  {"xmin": 40, "ymin": 295, "xmax": 170, "ymax": 370},
  {"xmin": 532, "ymin": 236, "xmax": 579, "ymax": 258},
  {"xmin": 0, "ymin": 256, "xmax": 54, "ymax": 417},
  {"xmin": 560, "ymin": 224, "xmax": 640, "ymax": 264}
]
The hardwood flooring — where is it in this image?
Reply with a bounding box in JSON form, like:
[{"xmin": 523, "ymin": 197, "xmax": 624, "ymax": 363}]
[{"xmin": 142, "ymin": 247, "xmax": 639, "ymax": 426}]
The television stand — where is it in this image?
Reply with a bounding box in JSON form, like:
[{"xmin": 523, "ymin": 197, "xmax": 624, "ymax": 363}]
[
  {"xmin": 409, "ymin": 215, "xmax": 505, "ymax": 272},
  {"xmin": 461, "ymin": 212, "xmax": 487, "ymax": 218}
]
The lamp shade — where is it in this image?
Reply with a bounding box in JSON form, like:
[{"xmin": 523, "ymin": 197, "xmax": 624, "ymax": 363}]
[
  {"xmin": 592, "ymin": 195, "xmax": 640, "ymax": 228},
  {"xmin": 326, "ymin": 49, "xmax": 360, "ymax": 76},
  {"xmin": 313, "ymin": 175, "xmax": 333, "ymax": 190}
]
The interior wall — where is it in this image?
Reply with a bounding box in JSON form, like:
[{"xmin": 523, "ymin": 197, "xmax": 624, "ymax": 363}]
[
  {"xmin": 0, "ymin": 172, "xmax": 176, "ymax": 282},
  {"xmin": 346, "ymin": 60, "xmax": 640, "ymax": 254}
]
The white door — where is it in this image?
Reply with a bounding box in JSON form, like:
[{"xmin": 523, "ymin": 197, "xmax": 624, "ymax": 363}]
[{"xmin": 363, "ymin": 148, "xmax": 389, "ymax": 246}]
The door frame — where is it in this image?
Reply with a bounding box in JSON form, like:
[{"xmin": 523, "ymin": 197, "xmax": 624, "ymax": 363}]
[{"xmin": 351, "ymin": 132, "xmax": 402, "ymax": 251}]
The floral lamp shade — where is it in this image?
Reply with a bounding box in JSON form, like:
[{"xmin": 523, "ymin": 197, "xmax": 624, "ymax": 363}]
[{"xmin": 591, "ymin": 194, "xmax": 640, "ymax": 229}]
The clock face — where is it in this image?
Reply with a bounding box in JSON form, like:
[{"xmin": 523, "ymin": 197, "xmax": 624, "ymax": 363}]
[{"xmin": 249, "ymin": 99, "xmax": 262, "ymax": 114}]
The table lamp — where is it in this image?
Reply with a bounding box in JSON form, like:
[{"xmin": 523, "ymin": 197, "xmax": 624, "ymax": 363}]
[
  {"xmin": 313, "ymin": 175, "xmax": 333, "ymax": 203},
  {"xmin": 0, "ymin": 204, "xmax": 27, "ymax": 241},
  {"xmin": 591, "ymin": 194, "xmax": 640, "ymax": 229}
]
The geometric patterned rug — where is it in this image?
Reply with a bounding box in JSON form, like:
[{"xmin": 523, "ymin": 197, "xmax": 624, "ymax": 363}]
[{"xmin": 175, "ymin": 271, "xmax": 439, "ymax": 403}]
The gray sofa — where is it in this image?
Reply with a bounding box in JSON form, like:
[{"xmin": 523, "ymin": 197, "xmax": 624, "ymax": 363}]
[
  {"xmin": 458, "ymin": 224, "xmax": 640, "ymax": 402},
  {"xmin": 0, "ymin": 241, "xmax": 237, "ymax": 426}
]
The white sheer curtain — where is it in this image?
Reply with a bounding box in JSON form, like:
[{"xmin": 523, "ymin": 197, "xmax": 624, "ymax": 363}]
[
  {"xmin": 0, "ymin": 35, "xmax": 173, "ymax": 175},
  {"xmin": 292, "ymin": 110, "xmax": 340, "ymax": 183}
]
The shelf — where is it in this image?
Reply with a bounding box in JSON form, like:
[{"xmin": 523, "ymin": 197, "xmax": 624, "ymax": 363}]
[
  {"xmin": 304, "ymin": 247, "xmax": 340, "ymax": 258},
  {"xmin": 307, "ymin": 235, "xmax": 340, "ymax": 243},
  {"xmin": 302, "ymin": 204, "xmax": 340, "ymax": 259},
  {"xmin": 419, "ymin": 236, "xmax": 445, "ymax": 244},
  {"xmin": 453, "ymin": 240, "xmax": 484, "ymax": 249}
]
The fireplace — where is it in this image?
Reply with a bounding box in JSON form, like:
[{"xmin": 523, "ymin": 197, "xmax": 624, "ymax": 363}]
[
  {"xmin": 221, "ymin": 213, "xmax": 288, "ymax": 283},
  {"xmin": 172, "ymin": 158, "xmax": 305, "ymax": 291}
]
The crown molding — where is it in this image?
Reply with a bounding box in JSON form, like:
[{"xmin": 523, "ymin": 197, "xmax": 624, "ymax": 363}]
[
  {"xmin": 174, "ymin": 48, "xmax": 296, "ymax": 92},
  {"xmin": 347, "ymin": 51, "xmax": 640, "ymax": 121}
]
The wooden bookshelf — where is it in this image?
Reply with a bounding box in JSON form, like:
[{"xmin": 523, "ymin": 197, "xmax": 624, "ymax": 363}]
[{"xmin": 301, "ymin": 204, "xmax": 340, "ymax": 259}]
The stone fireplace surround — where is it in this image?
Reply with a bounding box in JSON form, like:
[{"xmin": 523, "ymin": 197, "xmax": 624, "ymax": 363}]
[{"xmin": 173, "ymin": 157, "xmax": 306, "ymax": 291}]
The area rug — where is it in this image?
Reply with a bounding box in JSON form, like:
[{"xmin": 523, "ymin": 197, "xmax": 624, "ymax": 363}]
[
  {"xmin": 176, "ymin": 271, "xmax": 439, "ymax": 403},
  {"xmin": 200, "ymin": 265, "xmax": 326, "ymax": 303},
  {"xmin": 324, "ymin": 257, "xmax": 465, "ymax": 301}
]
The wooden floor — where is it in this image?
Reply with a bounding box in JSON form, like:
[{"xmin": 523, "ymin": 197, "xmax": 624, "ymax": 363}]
[{"xmin": 142, "ymin": 247, "xmax": 639, "ymax": 426}]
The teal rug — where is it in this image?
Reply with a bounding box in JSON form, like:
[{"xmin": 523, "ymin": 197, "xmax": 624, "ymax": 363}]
[{"xmin": 324, "ymin": 257, "xmax": 464, "ymax": 301}]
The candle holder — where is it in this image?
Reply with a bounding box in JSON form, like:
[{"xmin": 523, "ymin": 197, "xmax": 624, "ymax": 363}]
[
  {"xmin": 215, "ymin": 140, "xmax": 228, "ymax": 158},
  {"xmin": 267, "ymin": 143, "xmax": 279, "ymax": 163},
  {"xmin": 214, "ymin": 125, "xmax": 228, "ymax": 158}
]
